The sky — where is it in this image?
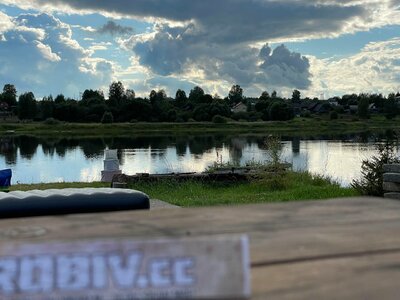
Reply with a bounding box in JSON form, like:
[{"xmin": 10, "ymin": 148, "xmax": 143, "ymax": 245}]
[{"xmin": 0, "ymin": 0, "xmax": 399, "ymax": 99}]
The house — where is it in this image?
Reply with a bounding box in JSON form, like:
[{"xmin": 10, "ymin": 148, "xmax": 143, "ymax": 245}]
[{"xmin": 231, "ymin": 102, "xmax": 247, "ymax": 114}]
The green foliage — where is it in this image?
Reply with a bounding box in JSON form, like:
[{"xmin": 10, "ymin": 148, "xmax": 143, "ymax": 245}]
[
  {"xmin": 108, "ymin": 81, "xmax": 125, "ymax": 107},
  {"xmin": 43, "ymin": 117, "xmax": 60, "ymax": 125},
  {"xmin": 264, "ymin": 135, "xmax": 283, "ymax": 169},
  {"xmin": 259, "ymin": 91, "xmax": 270, "ymax": 101},
  {"xmin": 101, "ymin": 111, "xmax": 114, "ymax": 124},
  {"xmin": 54, "ymin": 94, "xmax": 66, "ymax": 104},
  {"xmin": 212, "ymin": 115, "xmax": 227, "ymax": 124},
  {"xmin": 189, "ymin": 86, "xmax": 205, "ymax": 104},
  {"xmin": 384, "ymin": 94, "xmax": 398, "ymax": 119},
  {"xmin": 18, "ymin": 92, "xmax": 37, "ymax": 120},
  {"xmin": 175, "ymin": 89, "xmax": 188, "ymax": 107},
  {"xmin": 358, "ymin": 96, "xmax": 370, "ymax": 119},
  {"xmin": 292, "ymin": 89, "xmax": 301, "ymax": 103},
  {"xmin": 330, "ymin": 111, "xmax": 338, "ymax": 120},
  {"xmin": 232, "ymin": 111, "xmax": 249, "ymax": 121},
  {"xmin": 2, "ymin": 84, "xmax": 17, "ymax": 107},
  {"xmin": 352, "ymin": 139, "xmax": 400, "ymax": 196},
  {"xmin": 228, "ymin": 84, "xmax": 243, "ymax": 105},
  {"xmin": 125, "ymin": 171, "xmax": 357, "ymax": 207},
  {"xmin": 300, "ymin": 111, "xmax": 311, "ymax": 118},
  {"xmin": 269, "ymin": 101, "xmax": 294, "ymax": 121}
]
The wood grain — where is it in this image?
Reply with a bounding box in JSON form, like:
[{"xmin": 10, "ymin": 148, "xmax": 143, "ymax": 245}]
[{"xmin": 0, "ymin": 196, "xmax": 399, "ymax": 299}]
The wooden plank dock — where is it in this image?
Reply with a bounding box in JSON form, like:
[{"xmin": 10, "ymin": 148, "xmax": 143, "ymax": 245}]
[{"xmin": 0, "ymin": 196, "xmax": 399, "ymax": 299}]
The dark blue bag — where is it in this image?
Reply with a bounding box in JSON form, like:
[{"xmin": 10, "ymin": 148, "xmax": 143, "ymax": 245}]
[{"xmin": 0, "ymin": 169, "xmax": 12, "ymax": 188}]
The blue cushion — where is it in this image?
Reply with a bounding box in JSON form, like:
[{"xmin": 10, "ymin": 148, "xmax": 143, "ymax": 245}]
[{"xmin": 0, "ymin": 169, "xmax": 11, "ymax": 187}]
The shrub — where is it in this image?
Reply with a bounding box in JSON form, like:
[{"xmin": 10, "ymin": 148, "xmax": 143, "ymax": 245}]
[
  {"xmin": 300, "ymin": 111, "xmax": 311, "ymax": 118},
  {"xmin": 352, "ymin": 139, "xmax": 400, "ymax": 196},
  {"xmin": 43, "ymin": 117, "xmax": 60, "ymax": 125},
  {"xmin": 232, "ymin": 112, "xmax": 249, "ymax": 121},
  {"xmin": 264, "ymin": 135, "xmax": 283, "ymax": 169},
  {"xmin": 101, "ymin": 111, "xmax": 114, "ymax": 124},
  {"xmin": 329, "ymin": 111, "xmax": 338, "ymax": 120},
  {"xmin": 212, "ymin": 115, "xmax": 227, "ymax": 124}
]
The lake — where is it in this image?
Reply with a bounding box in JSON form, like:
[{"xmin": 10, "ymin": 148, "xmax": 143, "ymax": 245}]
[{"xmin": 0, "ymin": 132, "xmax": 396, "ymax": 186}]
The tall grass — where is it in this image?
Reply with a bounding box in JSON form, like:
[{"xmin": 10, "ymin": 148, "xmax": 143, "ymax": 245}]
[{"xmin": 128, "ymin": 171, "xmax": 358, "ymax": 207}]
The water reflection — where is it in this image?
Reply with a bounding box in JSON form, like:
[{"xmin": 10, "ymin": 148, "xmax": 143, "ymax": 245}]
[{"xmin": 0, "ymin": 132, "xmax": 397, "ymax": 186}]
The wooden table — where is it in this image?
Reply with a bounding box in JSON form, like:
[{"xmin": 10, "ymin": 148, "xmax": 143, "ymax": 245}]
[{"xmin": 0, "ymin": 196, "xmax": 399, "ymax": 299}]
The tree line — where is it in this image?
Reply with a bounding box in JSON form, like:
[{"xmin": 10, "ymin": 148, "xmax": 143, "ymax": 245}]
[{"xmin": 0, "ymin": 82, "xmax": 399, "ymax": 123}]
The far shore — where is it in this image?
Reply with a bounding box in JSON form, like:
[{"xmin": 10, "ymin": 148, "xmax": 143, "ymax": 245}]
[{"xmin": 1, "ymin": 115, "xmax": 400, "ymax": 137}]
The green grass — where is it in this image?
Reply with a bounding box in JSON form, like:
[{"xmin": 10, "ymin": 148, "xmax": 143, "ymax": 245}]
[
  {"xmin": 127, "ymin": 172, "xmax": 358, "ymax": 207},
  {"xmin": 1, "ymin": 115, "xmax": 400, "ymax": 137},
  {"xmin": 8, "ymin": 172, "xmax": 358, "ymax": 207}
]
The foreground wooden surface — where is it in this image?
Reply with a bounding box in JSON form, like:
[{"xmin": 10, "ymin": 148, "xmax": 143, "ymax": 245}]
[{"xmin": 0, "ymin": 196, "xmax": 399, "ymax": 299}]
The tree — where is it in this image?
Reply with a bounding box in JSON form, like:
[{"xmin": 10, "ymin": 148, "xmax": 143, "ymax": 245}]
[
  {"xmin": 292, "ymin": 89, "xmax": 301, "ymax": 103},
  {"xmin": 18, "ymin": 92, "xmax": 37, "ymax": 120},
  {"xmin": 228, "ymin": 84, "xmax": 243, "ymax": 105},
  {"xmin": 54, "ymin": 94, "xmax": 66, "ymax": 104},
  {"xmin": 150, "ymin": 89, "xmax": 167, "ymax": 105},
  {"xmin": 101, "ymin": 111, "xmax": 114, "ymax": 124},
  {"xmin": 39, "ymin": 95, "xmax": 54, "ymax": 120},
  {"xmin": 189, "ymin": 86, "xmax": 205, "ymax": 104},
  {"xmin": 260, "ymin": 91, "xmax": 270, "ymax": 101},
  {"xmin": 2, "ymin": 84, "xmax": 17, "ymax": 107},
  {"xmin": 271, "ymin": 90, "xmax": 277, "ymax": 99},
  {"xmin": 82, "ymin": 89, "xmax": 104, "ymax": 104},
  {"xmin": 358, "ymin": 95, "xmax": 369, "ymax": 119},
  {"xmin": 175, "ymin": 89, "xmax": 188, "ymax": 107},
  {"xmin": 384, "ymin": 94, "xmax": 398, "ymax": 119},
  {"xmin": 108, "ymin": 81, "xmax": 125, "ymax": 106},
  {"xmin": 125, "ymin": 89, "xmax": 136, "ymax": 100},
  {"xmin": 269, "ymin": 101, "xmax": 294, "ymax": 121},
  {"xmin": 352, "ymin": 139, "xmax": 400, "ymax": 196}
]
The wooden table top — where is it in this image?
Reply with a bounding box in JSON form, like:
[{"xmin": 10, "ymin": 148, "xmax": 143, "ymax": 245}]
[{"xmin": 0, "ymin": 196, "xmax": 399, "ymax": 299}]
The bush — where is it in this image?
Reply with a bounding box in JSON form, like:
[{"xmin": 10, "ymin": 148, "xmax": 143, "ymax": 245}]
[
  {"xmin": 43, "ymin": 117, "xmax": 60, "ymax": 125},
  {"xmin": 329, "ymin": 111, "xmax": 338, "ymax": 120},
  {"xmin": 101, "ymin": 111, "xmax": 114, "ymax": 124},
  {"xmin": 352, "ymin": 139, "xmax": 400, "ymax": 196},
  {"xmin": 212, "ymin": 115, "xmax": 227, "ymax": 124},
  {"xmin": 300, "ymin": 111, "xmax": 311, "ymax": 118},
  {"xmin": 232, "ymin": 112, "xmax": 249, "ymax": 121}
]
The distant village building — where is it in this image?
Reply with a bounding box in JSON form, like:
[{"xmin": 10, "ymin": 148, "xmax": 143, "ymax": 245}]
[{"xmin": 231, "ymin": 102, "xmax": 247, "ymax": 114}]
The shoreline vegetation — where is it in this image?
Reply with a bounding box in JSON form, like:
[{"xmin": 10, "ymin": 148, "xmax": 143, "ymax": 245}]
[
  {"xmin": 1, "ymin": 115, "xmax": 400, "ymax": 137},
  {"xmin": 9, "ymin": 171, "xmax": 359, "ymax": 207}
]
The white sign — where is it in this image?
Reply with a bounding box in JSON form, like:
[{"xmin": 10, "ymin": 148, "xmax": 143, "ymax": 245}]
[{"xmin": 0, "ymin": 235, "xmax": 250, "ymax": 299}]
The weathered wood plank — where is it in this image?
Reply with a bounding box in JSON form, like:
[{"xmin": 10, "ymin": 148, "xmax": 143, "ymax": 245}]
[
  {"xmin": 384, "ymin": 192, "xmax": 400, "ymax": 200},
  {"xmin": 383, "ymin": 181, "xmax": 400, "ymax": 192},
  {"xmin": 252, "ymin": 252, "xmax": 400, "ymax": 300},
  {"xmin": 0, "ymin": 196, "xmax": 399, "ymax": 299},
  {"xmin": 383, "ymin": 173, "xmax": 400, "ymax": 183},
  {"xmin": 383, "ymin": 164, "xmax": 400, "ymax": 173}
]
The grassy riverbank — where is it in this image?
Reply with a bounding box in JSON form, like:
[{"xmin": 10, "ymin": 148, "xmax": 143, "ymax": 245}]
[
  {"xmin": 9, "ymin": 171, "xmax": 359, "ymax": 207},
  {"xmin": 1, "ymin": 115, "xmax": 400, "ymax": 137}
]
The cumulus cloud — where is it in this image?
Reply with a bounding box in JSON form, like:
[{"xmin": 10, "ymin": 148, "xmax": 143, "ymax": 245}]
[
  {"xmin": 97, "ymin": 21, "xmax": 133, "ymax": 36},
  {"xmin": 0, "ymin": 12, "xmax": 113, "ymax": 97},
  {"xmin": 2, "ymin": 0, "xmax": 399, "ymax": 43},
  {"xmin": 1, "ymin": 0, "xmax": 400, "ymax": 96},
  {"xmin": 309, "ymin": 38, "xmax": 400, "ymax": 96},
  {"xmin": 35, "ymin": 41, "xmax": 61, "ymax": 62},
  {"xmin": 122, "ymin": 24, "xmax": 311, "ymax": 90},
  {"xmin": 0, "ymin": 11, "xmax": 14, "ymax": 33}
]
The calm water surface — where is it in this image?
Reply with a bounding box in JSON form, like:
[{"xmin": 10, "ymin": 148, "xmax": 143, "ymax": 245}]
[{"xmin": 0, "ymin": 133, "xmax": 395, "ymax": 186}]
